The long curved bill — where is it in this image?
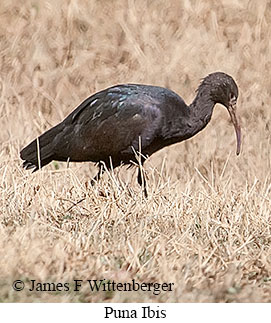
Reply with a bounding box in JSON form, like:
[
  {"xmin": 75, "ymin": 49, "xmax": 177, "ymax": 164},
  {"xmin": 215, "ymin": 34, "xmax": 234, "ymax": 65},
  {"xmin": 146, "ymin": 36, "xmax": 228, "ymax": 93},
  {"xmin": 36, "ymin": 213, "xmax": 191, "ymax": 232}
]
[{"xmin": 228, "ymin": 102, "xmax": 241, "ymax": 155}]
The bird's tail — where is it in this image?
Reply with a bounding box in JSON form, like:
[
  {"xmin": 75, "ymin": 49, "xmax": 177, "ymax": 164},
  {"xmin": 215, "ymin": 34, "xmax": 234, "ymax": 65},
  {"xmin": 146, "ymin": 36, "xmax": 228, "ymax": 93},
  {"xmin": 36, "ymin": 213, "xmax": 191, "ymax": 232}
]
[{"xmin": 20, "ymin": 125, "xmax": 59, "ymax": 171}]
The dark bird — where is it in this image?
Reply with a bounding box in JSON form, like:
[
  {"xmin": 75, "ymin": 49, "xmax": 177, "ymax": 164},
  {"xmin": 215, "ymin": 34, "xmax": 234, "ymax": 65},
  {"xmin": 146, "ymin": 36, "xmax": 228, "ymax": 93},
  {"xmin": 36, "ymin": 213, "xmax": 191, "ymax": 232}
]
[{"xmin": 20, "ymin": 72, "xmax": 241, "ymax": 196}]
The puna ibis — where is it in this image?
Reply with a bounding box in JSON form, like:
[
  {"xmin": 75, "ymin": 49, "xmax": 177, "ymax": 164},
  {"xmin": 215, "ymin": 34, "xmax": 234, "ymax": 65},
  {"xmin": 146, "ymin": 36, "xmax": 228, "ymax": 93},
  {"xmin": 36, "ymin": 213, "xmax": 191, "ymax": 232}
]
[{"xmin": 20, "ymin": 72, "xmax": 241, "ymax": 196}]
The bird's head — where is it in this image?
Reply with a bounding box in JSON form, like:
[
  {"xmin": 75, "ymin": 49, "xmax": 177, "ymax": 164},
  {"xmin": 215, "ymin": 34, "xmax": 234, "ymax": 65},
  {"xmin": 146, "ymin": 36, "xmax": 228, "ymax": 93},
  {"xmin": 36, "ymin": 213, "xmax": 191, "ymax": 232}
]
[{"xmin": 200, "ymin": 72, "xmax": 241, "ymax": 155}]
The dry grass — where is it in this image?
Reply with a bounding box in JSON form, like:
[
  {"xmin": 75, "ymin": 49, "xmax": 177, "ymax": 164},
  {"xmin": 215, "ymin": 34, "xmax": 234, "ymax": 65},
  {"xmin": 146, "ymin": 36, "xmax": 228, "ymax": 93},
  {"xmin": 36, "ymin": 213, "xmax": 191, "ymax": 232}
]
[{"xmin": 1, "ymin": 0, "xmax": 271, "ymax": 302}]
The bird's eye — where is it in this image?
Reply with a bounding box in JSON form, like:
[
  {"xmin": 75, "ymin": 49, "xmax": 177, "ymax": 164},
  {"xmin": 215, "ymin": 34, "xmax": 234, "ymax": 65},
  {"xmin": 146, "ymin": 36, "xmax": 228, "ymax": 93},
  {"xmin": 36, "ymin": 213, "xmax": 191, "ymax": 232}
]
[{"xmin": 229, "ymin": 92, "xmax": 236, "ymax": 101}]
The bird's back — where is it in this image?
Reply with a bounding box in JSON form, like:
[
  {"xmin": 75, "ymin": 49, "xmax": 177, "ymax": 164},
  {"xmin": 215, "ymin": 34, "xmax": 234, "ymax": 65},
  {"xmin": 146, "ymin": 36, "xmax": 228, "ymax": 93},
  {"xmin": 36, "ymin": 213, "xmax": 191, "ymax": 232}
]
[
  {"xmin": 53, "ymin": 84, "xmax": 188, "ymax": 165},
  {"xmin": 20, "ymin": 83, "xmax": 188, "ymax": 170}
]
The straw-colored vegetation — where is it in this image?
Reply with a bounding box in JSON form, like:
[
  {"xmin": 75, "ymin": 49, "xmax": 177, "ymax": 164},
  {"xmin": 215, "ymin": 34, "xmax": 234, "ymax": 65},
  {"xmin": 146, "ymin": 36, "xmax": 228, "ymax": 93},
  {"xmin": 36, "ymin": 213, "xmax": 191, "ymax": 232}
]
[{"xmin": 1, "ymin": 0, "xmax": 271, "ymax": 302}]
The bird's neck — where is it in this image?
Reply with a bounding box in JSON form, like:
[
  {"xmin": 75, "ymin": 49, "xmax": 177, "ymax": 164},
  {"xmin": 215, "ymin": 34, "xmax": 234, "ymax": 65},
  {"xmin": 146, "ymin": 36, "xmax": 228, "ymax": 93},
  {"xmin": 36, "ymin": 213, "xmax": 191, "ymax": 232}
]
[
  {"xmin": 187, "ymin": 87, "xmax": 215, "ymax": 135},
  {"xmin": 161, "ymin": 88, "xmax": 215, "ymax": 144},
  {"xmin": 160, "ymin": 85, "xmax": 216, "ymax": 145}
]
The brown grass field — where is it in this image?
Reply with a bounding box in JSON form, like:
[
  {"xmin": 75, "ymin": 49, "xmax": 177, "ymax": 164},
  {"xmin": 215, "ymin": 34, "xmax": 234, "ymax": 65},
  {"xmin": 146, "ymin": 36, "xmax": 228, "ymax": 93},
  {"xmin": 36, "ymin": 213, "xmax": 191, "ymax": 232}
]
[{"xmin": 1, "ymin": 0, "xmax": 271, "ymax": 302}]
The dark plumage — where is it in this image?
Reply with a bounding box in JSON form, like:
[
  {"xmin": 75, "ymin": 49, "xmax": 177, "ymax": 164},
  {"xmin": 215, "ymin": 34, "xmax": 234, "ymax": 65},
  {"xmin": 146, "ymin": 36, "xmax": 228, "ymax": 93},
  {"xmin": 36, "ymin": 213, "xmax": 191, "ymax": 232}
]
[{"xmin": 20, "ymin": 72, "xmax": 241, "ymax": 196}]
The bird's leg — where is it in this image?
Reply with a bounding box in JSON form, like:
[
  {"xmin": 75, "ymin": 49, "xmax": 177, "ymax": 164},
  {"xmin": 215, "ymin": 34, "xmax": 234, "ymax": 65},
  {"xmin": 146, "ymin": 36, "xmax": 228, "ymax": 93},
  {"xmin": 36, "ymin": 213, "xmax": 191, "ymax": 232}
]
[
  {"xmin": 137, "ymin": 165, "xmax": 148, "ymax": 198},
  {"xmin": 90, "ymin": 163, "xmax": 105, "ymax": 186}
]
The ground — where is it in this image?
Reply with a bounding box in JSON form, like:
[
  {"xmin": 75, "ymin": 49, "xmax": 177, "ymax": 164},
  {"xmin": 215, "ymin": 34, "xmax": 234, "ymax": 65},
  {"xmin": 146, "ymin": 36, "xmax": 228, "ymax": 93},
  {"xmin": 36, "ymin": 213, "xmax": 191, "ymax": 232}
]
[{"xmin": 0, "ymin": 0, "xmax": 271, "ymax": 302}]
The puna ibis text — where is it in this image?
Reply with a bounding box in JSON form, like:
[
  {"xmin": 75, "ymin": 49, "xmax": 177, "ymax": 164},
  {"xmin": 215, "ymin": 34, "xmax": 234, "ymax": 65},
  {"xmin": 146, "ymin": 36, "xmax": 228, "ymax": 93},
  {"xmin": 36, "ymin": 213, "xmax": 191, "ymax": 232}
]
[{"xmin": 104, "ymin": 306, "xmax": 166, "ymax": 319}]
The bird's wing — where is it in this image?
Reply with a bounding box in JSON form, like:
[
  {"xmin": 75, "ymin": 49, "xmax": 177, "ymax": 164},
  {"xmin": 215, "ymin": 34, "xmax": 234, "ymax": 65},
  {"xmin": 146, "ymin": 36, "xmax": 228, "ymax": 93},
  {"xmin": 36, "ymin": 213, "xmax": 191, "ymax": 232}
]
[{"xmin": 61, "ymin": 85, "xmax": 163, "ymax": 160}]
